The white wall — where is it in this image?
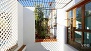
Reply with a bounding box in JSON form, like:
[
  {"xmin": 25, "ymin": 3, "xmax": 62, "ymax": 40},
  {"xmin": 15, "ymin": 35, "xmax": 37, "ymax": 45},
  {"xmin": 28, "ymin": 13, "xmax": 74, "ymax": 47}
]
[
  {"xmin": 17, "ymin": 2, "xmax": 23, "ymax": 49},
  {"xmin": 15, "ymin": 2, "xmax": 23, "ymax": 51},
  {"xmin": 23, "ymin": 7, "xmax": 35, "ymax": 51},
  {"xmin": 23, "ymin": 0, "xmax": 82, "ymax": 51}
]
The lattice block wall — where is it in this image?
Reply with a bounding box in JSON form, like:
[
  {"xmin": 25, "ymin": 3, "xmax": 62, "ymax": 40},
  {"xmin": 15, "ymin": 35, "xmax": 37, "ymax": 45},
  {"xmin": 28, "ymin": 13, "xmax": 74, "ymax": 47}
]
[{"xmin": 0, "ymin": 0, "xmax": 18, "ymax": 51}]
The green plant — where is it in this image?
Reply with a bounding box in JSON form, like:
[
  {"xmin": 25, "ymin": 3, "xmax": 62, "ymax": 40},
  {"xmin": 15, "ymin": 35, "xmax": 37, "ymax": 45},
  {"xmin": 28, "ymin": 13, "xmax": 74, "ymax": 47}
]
[
  {"xmin": 35, "ymin": 5, "xmax": 44, "ymax": 36},
  {"xmin": 45, "ymin": 34, "xmax": 50, "ymax": 39},
  {"xmin": 39, "ymin": 31, "xmax": 46, "ymax": 39},
  {"xmin": 35, "ymin": 5, "xmax": 49, "ymax": 39}
]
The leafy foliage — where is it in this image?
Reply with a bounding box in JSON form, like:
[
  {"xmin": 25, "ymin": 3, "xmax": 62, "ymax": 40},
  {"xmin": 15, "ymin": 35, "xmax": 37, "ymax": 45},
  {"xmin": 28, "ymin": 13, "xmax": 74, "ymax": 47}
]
[{"xmin": 35, "ymin": 5, "xmax": 49, "ymax": 39}]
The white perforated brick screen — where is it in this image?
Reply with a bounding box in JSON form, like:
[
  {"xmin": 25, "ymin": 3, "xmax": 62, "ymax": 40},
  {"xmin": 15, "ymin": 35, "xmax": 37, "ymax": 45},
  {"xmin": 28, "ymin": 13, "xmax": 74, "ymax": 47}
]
[{"xmin": 0, "ymin": 0, "xmax": 18, "ymax": 51}]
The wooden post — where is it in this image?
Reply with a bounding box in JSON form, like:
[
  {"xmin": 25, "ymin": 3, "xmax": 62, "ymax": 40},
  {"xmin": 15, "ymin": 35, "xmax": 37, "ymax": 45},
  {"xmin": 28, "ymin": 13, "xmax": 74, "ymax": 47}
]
[
  {"xmin": 72, "ymin": 8, "xmax": 76, "ymax": 41},
  {"xmin": 82, "ymin": 5, "xmax": 85, "ymax": 45}
]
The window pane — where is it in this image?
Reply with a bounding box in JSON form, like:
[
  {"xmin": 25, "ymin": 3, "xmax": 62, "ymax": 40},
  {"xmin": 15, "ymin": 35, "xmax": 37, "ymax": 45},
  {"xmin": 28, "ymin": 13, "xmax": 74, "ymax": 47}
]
[
  {"xmin": 76, "ymin": 7, "xmax": 82, "ymax": 29},
  {"xmin": 85, "ymin": 2, "xmax": 91, "ymax": 30},
  {"xmin": 68, "ymin": 27, "xmax": 71, "ymax": 40},
  {"xmin": 84, "ymin": 32, "xmax": 91, "ymax": 47},
  {"xmin": 75, "ymin": 31, "xmax": 82, "ymax": 44},
  {"xmin": 68, "ymin": 10, "xmax": 73, "ymax": 18},
  {"xmin": 85, "ymin": 17, "xmax": 91, "ymax": 30},
  {"xmin": 68, "ymin": 18, "xmax": 73, "ymax": 40},
  {"xmin": 67, "ymin": 10, "xmax": 73, "ymax": 27}
]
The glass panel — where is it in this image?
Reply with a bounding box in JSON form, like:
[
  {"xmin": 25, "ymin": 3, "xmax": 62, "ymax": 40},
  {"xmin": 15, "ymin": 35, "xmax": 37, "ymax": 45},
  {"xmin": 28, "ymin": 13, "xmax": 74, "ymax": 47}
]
[
  {"xmin": 68, "ymin": 18, "xmax": 73, "ymax": 40},
  {"xmin": 67, "ymin": 10, "xmax": 73, "ymax": 40},
  {"xmin": 67, "ymin": 10, "xmax": 73, "ymax": 27},
  {"xmin": 76, "ymin": 7, "xmax": 82, "ymax": 29},
  {"xmin": 75, "ymin": 31, "xmax": 82, "ymax": 44},
  {"xmin": 68, "ymin": 10, "xmax": 73, "ymax": 18},
  {"xmin": 85, "ymin": 2, "xmax": 91, "ymax": 30},
  {"xmin": 67, "ymin": 18, "xmax": 71, "ymax": 28},
  {"xmin": 85, "ymin": 17, "xmax": 91, "ymax": 30},
  {"xmin": 84, "ymin": 32, "xmax": 91, "ymax": 47},
  {"xmin": 68, "ymin": 26, "xmax": 71, "ymax": 40}
]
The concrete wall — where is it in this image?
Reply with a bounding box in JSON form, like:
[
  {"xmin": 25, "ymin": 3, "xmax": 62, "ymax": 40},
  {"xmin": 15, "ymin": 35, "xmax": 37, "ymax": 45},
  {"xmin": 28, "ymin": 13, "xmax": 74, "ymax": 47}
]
[
  {"xmin": 23, "ymin": 0, "xmax": 82, "ymax": 51},
  {"xmin": 17, "ymin": 2, "xmax": 23, "ymax": 49},
  {"xmin": 15, "ymin": 2, "xmax": 23, "ymax": 51},
  {"xmin": 23, "ymin": 7, "xmax": 35, "ymax": 51}
]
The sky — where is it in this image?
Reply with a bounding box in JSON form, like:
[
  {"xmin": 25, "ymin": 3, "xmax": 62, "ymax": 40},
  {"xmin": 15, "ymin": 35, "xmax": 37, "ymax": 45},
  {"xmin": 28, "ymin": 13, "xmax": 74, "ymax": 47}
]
[{"xmin": 18, "ymin": 0, "xmax": 55, "ymax": 7}]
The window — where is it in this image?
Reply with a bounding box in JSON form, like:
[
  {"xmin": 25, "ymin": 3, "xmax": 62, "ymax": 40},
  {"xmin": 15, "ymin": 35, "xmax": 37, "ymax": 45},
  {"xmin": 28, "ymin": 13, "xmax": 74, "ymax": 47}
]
[
  {"xmin": 76, "ymin": 7, "xmax": 82, "ymax": 29},
  {"xmin": 69, "ymin": 10, "xmax": 73, "ymax": 18},
  {"xmin": 67, "ymin": 0, "xmax": 91, "ymax": 50},
  {"xmin": 85, "ymin": 2, "xmax": 91, "ymax": 30}
]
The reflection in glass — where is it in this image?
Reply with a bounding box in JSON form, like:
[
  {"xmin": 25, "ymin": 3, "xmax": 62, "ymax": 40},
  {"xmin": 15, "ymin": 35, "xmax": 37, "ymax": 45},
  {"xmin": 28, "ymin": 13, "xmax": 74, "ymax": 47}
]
[
  {"xmin": 85, "ymin": 17, "xmax": 91, "ymax": 30},
  {"xmin": 76, "ymin": 7, "xmax": 82, "ymax": 29},
  {"xmin": 67, "ymin": 11, "xmax": 73, "ymax": 40},
  {"xmin": 68, "ymin": 27, "xmax": 71, "ymax": 40},
  {"xmin": 68, "ymin": 10, "xmax": 73, "ymax": 28},
  {"xmin": 75, "ymin": 31, "xmax": 82, "ymax": 44},
  {"xmin": 68, "ymin": 10, "xmax": 73, "ymax": 18},
  {"xmin": 85, "ymin": 2, "xmax": 91, "ymax": 30},
  {"xmin": 68, "ymin": 18, "xmax": 73, "ymax": 40},
  {"xmin": 84, "ymin": 32, "xmax": 91, "ymax": 47}
]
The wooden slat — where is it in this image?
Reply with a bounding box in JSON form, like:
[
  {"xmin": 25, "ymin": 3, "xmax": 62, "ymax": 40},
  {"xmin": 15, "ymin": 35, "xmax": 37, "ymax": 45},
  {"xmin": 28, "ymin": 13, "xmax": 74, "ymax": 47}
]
[
  {"xmin": 72, "ymin": 8, "xmax": 76, "ymax": 41},
  {"xmin": 6, "ymin": 44, "xmax": 18, "ymax": 51},
  {"xmin": 73, "ymin": 8, "xmax": 76, "ymax": 28},
  {"xmin": 18, "ymin": 45, "xmax": 26, "ymax": 51}
]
